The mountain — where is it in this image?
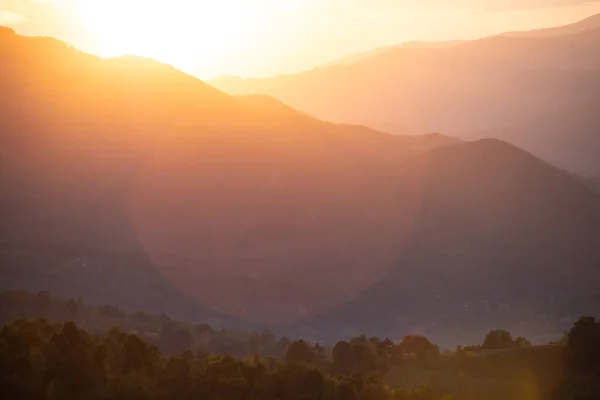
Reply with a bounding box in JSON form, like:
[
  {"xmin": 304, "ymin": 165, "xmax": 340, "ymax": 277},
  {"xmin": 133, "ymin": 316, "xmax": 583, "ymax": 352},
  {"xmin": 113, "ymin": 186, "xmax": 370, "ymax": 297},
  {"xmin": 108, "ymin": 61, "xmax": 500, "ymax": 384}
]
[
  {"xmin": 501, "ymin": 12, "xmax": 600, "ymax": 38},
  {"xmin": 304, "ymin": 139, "xmax": 600, "ymax": 344},
  {"xmin": 0, "ymin": 27, "xmax": 457, "ymax": 326},
  {"xmin": 1, "ymin": 28, "xmax": 600, "ymax": 345},
  {"xmin": 210, "ymin": 24, "xmax": 600, "ymax": 180},
  {"xmin": 499, "ymin": 89, "xmax": 600, "ymax": 179},
  {"xmin": 322, "ymin": 40, "xmax": 466, "ymax": 67},
  {"xmin": 298, "ymin": 13, "xmax": 600, "ymax": 69}
]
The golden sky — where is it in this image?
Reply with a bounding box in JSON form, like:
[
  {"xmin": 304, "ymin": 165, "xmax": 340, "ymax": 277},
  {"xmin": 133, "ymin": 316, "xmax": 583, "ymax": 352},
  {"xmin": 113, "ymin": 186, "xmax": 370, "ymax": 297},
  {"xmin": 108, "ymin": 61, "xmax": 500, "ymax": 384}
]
[{"xmin": 2, "ymin": 0, "xmax": 600, "ymax": 78}]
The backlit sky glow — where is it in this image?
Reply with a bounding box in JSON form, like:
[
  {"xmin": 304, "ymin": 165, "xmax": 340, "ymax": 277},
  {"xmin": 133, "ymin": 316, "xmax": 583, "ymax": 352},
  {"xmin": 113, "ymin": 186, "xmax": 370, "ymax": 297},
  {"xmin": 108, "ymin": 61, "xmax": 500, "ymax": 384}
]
[{"xmin": 2, "ymin": 0, "xmax": 600, "ymax": 78}]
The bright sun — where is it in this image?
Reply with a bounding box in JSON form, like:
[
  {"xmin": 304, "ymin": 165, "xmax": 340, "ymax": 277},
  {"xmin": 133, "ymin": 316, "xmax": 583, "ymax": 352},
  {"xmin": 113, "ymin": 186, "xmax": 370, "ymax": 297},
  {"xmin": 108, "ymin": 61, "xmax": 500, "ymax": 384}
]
[{"xmin": 74, "ymin": 0, "xmax": 271, "ymax": 71}]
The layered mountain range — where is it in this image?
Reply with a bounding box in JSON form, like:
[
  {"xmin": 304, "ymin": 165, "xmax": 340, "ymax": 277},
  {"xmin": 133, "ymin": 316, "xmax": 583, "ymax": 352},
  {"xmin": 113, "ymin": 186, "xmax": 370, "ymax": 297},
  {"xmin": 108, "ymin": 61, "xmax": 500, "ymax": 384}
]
[
  {"xmin": 1, "ymin": 25, "xmax": 599, "ymax": 345},
  {"xmin": 211, "ymin": 14, "xmax": 600, "ymax": 181}
]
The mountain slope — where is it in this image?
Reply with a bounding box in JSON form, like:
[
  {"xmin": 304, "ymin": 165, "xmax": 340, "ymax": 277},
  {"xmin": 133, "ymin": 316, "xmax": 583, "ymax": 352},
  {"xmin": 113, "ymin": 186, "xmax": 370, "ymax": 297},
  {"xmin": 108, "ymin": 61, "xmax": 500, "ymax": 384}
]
[
  {"xmin": 210, "ymin": 27, "xmax": 600, "ymax": 179},
  {"xmin": 0, "ymin": 27, "xmax": 457, "ymax": 325},
  {"xmin": 499, "ymin": 89, "xmax": 600, "ymax": 178},
  {"xmin": 305, "ymin": 139, "xmax": 600, "ymax": 344}
]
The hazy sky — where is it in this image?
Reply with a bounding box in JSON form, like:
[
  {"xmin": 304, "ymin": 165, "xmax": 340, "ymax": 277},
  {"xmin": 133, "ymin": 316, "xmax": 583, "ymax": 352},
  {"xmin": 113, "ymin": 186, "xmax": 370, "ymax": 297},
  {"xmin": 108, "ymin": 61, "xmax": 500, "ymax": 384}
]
[{"xmin": 2, "ymin": 0, "xmax": 600, "ymax": 78}]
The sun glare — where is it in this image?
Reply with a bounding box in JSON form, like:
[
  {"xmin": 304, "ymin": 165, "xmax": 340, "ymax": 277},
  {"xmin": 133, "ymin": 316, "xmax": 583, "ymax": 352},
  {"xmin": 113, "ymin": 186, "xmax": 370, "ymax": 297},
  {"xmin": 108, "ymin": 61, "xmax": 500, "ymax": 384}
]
[{"xmin": 74, "ymin": 0, "xmax": 271, "ymax": 70}]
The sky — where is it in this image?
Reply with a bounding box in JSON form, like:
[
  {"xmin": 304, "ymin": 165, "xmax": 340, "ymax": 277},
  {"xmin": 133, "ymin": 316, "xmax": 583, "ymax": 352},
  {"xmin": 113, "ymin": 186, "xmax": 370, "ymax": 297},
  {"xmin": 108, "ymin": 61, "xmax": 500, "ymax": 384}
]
[{"xmin": 1, "ymin": 0, "xmax": 600, "ymax": 78}]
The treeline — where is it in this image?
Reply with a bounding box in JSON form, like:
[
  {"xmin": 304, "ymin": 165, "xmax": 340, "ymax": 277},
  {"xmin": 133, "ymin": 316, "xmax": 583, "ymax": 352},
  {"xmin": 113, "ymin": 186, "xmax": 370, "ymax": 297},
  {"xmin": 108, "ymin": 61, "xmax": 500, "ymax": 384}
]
[
  {"xmin": 459, "ymin": 328, "xmax": 533, "ymax": 353},
  {"xmin": 286, "ymin": 335, "xmax": 441, "ymax": 376},
  {"xmin": 0, "ymin": 291, "xmax": 290, "ymax": 358},
  {"xmin": 2, "ymin": 291, "xmax": 600, "ymax": 399},
  {"xmin": 2, "ymin": 317, "xmax": 599, "ymax": 400},
  {"xmin": 0, "ymin": 318, "xmax": 445, "ymax": 400}
]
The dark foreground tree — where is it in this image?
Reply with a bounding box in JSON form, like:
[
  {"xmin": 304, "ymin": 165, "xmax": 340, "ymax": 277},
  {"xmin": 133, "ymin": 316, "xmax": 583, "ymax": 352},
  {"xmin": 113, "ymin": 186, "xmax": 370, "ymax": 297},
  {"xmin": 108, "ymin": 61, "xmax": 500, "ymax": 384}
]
[
  {"xmin": 1, "ymin": 319, "xmax": 445, "ymax": 400},
  {"xmin": 482, "ymin": 329, "xmax": 514, "ymax": 350}
]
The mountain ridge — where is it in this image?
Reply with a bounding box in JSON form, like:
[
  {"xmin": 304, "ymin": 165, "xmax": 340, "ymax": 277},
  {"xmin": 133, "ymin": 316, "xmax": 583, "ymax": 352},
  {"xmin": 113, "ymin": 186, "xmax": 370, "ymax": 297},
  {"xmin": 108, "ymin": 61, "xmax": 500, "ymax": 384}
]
[
  {"xmin": 500, "ymin": 12, "xmax": 600, "ymax": 38},
  {"xmin": 209, "ymin": 25, "xmax": 600, "ymax": 179}
]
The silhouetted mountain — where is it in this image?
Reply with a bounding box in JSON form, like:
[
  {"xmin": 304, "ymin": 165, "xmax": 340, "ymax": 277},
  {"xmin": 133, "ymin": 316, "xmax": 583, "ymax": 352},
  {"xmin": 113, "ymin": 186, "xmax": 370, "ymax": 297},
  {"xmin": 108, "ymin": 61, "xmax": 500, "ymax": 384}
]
[
  {"xmin": 501, "ymin": 12, "xmax": 600, "ymax": 37},
  {"xmin": 305, "ymin": 139, "xmax": 600, "ymax": 344},
  {"xmin": 2, "ymin": 29, "xmax": 600, "ymax": 345},
  {"xmin": 210, "ymin": 24, "xmax": 600, "ymax": 179},
  {"xmin": 0, "ymin": 28, "xmax": 457, "ymax": 326}
]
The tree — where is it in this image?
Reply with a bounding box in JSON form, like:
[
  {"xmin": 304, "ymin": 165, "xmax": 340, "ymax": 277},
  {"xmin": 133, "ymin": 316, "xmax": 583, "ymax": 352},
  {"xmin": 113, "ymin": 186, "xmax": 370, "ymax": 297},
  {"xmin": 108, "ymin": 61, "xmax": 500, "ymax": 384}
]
[
  {"xmin": 273, "ymin": 362, "xmax": 324, "ymax": 400},
  {"xmin": 567, "ymin": 316, "xmax": 600, "ymax": 373},
  {"xmin": 160, "ymin": 325, "xmax": 193, "ymax": 355},
  {"xmin": 123, "ymin": 334, "xmax": 151, "ymax": 372},
  {"xmin": 333, "ymin": 341, "xmax": 354, "ymax": 373},
  {"xmin": 401, "ymin": 336, "xmax": 432, "ymax": 360},
  {"xmin": 350, "ymin": 339, "xmax": 380, "ymax": 374},
  {"xmin": 482, "ymin": 329, "xmax": 513, "ymax": 350},
  {"xmin": 195, "ymin": 323, "xmax": 215, "ymax": 336},
  {"xmin": 66, "ymin": 298, "xmax": 78, "ymax": 317},
  {"xmin": 338, "ymin": 382, "xmax": 359, "ymax": 400},
  {"xmin": 285, "ymin": 340, "xmax": 315, "ymax": 364},
  {"xmin": 514, "ymin": 336, "xmax": 532, "ymax": 347},
  {"xmin": 422, "ymin": 345, "xmax": 441, "ymax": 368},
  {"xmin": 209, "ymin": 334, "xmax": 248, "ymax": 357},
  {"xmin": 0, "ymin": 318, "xmax": 417, "ymax": 400},
  {"xmin": 275, "ymin": 337, "xmax": 291, "ymax": 359},
  {"xmin": 44, "ymin": 322, "xmax": 105, "ymax": 398},
  {"xmin": 390, "ymin": 344, "xmax": 404, "ymax": 367},
  {"xmin": 36, "ymin": 291, "xmax": 52, "ymax": 314}
]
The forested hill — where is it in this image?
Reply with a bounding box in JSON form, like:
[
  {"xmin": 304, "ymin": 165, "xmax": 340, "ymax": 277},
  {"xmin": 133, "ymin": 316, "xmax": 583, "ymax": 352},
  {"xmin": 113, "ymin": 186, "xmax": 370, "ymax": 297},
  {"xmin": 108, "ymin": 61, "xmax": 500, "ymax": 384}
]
[
  {"xmin": 0, "ymin": 291, "xmax": 290, "ymax": 358},
  {"xmin": 1, "ymin": 291, "xmax": 600, "ymax": 400}
]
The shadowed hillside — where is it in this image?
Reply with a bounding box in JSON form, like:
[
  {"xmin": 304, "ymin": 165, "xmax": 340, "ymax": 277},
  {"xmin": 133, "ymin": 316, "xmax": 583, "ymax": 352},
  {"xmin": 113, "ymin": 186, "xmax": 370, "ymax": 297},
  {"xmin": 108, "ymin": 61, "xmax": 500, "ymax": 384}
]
[
  {"xmin": 0, "ymin": 27, "xmax": 457, "ymax": 326},
  {"xmin": 305, "ymin": 139, "xmax": 600, "ymax": 343}
]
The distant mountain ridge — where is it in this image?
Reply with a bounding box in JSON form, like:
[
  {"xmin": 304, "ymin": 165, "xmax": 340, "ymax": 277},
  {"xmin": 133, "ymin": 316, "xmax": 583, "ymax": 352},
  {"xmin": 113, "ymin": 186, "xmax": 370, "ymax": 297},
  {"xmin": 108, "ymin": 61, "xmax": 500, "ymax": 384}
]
[
  {"xmin": 500, "ymin": 12, "xmax": 600, "ymax": 37},
  {"xmin": 322, "ymin": 40, "xmax": 466, "ymax": 67},
  {"xmin": 311, "ymin": 13, "xmax": 600, "ymax": 68},
  {"xmin": 210, "ymin": 16, "xmax": 600, "ymax": 180}
]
